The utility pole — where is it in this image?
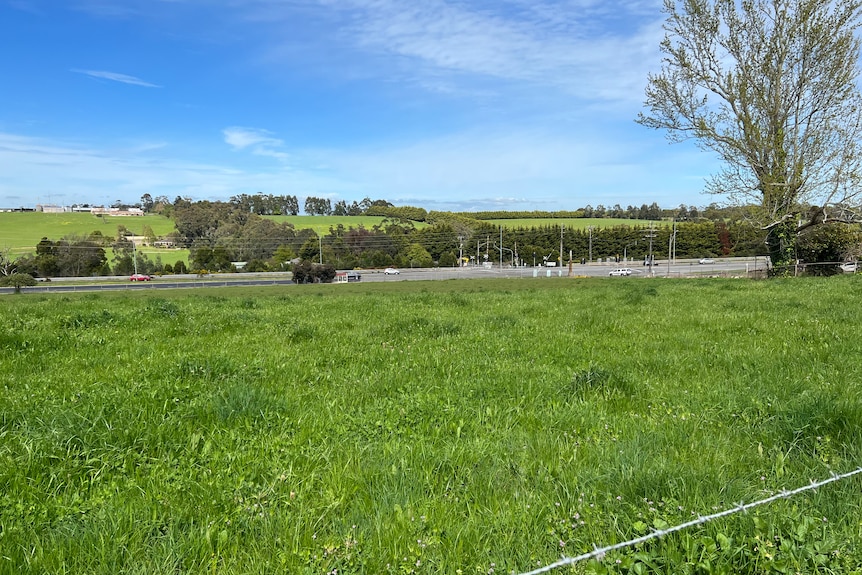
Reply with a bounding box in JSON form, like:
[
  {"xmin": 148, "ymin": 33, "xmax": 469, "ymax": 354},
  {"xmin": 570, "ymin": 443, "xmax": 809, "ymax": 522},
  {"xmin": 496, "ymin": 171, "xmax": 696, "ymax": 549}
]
[
  {"xmin": 588, "ymin": 226, "xmax": 593, "ymax": 262},
  {"xmin": 667, "ymin": 233, "xmax": 673, "ymax": 277},
  {"xmin": 500, "ymin": 226, "xmax": 503, "ymax": 269},
  {"xmin": 672, "ymin": 219, "xmax": 678, "ymax": 262},
  {"xmin": 559, "ymin": 225, "xmax": 564, "ymax": 267},
  {"xmin": 478, "ymin": 235, "xmax": 491, "ymax": 267},
  {"xmin": 645, "ymin": 223, "xmax": 656, "ymax": 275}
]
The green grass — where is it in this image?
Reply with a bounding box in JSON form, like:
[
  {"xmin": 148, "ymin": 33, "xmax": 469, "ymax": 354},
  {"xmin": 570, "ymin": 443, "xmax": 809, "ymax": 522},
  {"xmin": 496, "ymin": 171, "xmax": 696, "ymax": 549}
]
[
  {"xmin": 2, "ymin": 277, "xmax": 862, "ymax": 574},
  {"xmin": 265, "ymin": 215, "xmax": 428, "ymax": 235},
  {"xmin": 485, "ymin": 218, "xmax": 662, "ymax": 229},
  {"xmin": 0, "ymin": 213, "xmax": 177, "ymax": 256}
]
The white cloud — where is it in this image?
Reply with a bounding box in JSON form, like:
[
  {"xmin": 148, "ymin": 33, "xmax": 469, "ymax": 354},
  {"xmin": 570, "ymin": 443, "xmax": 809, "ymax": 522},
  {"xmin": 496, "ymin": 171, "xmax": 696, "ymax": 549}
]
[
  {"xmin": 0, "ymin": 132, "xmax": 335, "ymax": 207},
  {"xmin": 223, "ymin": 126, "xmax": 279, "ymax": 149},
  {"xmin": 247, "ymin": 0, "xmax": 665, "ymax": 104},
  {"xmin": 72, "ymin": 69, "xmax": 162, "ymax": 88},
  {"xmin": 0, "ymin": 124, "xmax": 713, "ymax": 211},
  {"xmin": 223, "ymin": 127, "xmax": 289, "ymax": 161}
]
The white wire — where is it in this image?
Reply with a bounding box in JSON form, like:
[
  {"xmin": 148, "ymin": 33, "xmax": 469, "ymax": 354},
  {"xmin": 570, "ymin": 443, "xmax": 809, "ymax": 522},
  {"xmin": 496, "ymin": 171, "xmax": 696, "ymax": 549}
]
[{"xmin": 517, "ymin": 467, "xmax": 862, "ymax": 575}]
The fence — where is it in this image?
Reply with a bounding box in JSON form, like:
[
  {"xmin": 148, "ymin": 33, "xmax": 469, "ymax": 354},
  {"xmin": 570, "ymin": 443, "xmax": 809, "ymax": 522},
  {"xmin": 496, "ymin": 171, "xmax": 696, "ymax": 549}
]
[{"xmin": 517, "ymin": 466, "xmax": 862, "ymax": 575}]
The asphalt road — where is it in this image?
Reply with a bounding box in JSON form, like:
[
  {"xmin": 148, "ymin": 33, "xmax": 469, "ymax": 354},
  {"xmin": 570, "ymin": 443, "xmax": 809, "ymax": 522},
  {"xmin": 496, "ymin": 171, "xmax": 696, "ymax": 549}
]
[
  {"xmin": 0, "ymin": 257, "xmax": 767, "ymax": 295},
  {"xmin": 361, "ymin": 256, "xmax": 767, "ymax": 281}
]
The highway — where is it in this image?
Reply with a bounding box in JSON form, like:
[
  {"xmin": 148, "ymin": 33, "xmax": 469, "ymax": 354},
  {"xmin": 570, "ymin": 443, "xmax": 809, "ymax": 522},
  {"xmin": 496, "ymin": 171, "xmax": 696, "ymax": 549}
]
[{"xmin": 0, "ymin": 257, "xmax": 767, "ymax": 295}]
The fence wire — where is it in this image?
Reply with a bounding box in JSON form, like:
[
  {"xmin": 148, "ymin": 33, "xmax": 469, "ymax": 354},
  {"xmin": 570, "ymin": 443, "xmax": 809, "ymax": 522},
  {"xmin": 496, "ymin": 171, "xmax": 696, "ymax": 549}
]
[{"xmin": 517, "ymin": 466, "xmax": 862, "ymax": 575}]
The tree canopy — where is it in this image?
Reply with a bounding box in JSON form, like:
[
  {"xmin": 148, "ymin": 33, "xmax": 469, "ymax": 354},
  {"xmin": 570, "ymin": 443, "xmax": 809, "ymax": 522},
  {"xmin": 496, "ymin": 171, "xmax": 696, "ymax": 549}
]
[{"xmin": 639, "ymin": 0, "xmax": 862, "ymax": 269}]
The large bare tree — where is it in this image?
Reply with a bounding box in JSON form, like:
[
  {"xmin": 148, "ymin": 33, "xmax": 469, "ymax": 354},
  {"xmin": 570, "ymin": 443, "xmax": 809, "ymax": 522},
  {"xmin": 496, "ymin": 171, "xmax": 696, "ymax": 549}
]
[{"xmin": 638, "ymin": 0, "xmax": 862, "ymax": 269}]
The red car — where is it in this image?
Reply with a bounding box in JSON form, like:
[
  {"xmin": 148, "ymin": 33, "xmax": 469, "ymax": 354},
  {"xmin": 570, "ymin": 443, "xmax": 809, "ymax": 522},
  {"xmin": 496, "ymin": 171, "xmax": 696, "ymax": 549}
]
[{"xmin": 129, "ymin": 274, "xmax": 152, "ymax": 281}]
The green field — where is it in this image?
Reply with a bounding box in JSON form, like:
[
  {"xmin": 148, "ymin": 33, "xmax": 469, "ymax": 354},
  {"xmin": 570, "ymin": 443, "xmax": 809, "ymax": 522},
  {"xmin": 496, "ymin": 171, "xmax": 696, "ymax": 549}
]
[
  {"xmin": 2, "ymin": 277, "xmax": 862, "ymax": 574},
  {"xmin": 485, "ymin": 218, "xmax": 661, "ymax": 230},
  {"xmin": 0, "ymin": 213, "xmax": 177, "ymax": 257},
  {"xmin": 265, "ymin": 215, "xmax": 426, "ymax": 235}
]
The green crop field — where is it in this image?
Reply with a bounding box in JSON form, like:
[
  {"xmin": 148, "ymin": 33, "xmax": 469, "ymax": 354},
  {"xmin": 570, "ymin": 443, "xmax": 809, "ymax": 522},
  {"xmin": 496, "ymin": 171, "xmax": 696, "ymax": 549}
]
[
  {"xmin": 2, "ymin": 277, "xmax": 861, "ymax": 574},
  {"xmin": 485, "ymin": 218, "xmax": 662, "ymax": 230}
]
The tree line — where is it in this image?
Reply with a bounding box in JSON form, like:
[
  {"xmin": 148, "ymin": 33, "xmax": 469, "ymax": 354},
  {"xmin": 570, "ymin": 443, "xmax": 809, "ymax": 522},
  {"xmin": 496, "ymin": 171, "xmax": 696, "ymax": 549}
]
[{"xmin": 5, "ymin": 197, "xmax": 860, "ymax": 280}]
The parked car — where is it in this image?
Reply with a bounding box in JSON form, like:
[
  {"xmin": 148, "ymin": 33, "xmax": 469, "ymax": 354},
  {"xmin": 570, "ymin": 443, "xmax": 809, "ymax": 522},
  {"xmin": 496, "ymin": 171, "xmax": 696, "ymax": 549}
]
[
  {"xmin": 609, "ymin": 268, "xmax": 633, "ymax": 276},
  {"xmin": 699, "ymin": 258, "xmax": 715, "ymax": 264},
  {"xmin": 840, "ymin": 262, "xmax": 858, "ymax": 273},
  {"xmin": 129, "ymin": 274, "xmax": 152, "ymax": 281},
  {"xmin": 383, "ymin": 268, "xmax": 400, "ymax": 275}
]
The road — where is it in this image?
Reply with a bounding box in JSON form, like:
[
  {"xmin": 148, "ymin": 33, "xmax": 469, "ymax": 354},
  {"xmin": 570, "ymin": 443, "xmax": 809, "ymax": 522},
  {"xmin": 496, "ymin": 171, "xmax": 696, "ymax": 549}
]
[
  {"xmin": 360, "ymin": 256, "xmax": 767, "ymax": 282},
  {"xmin": 0, "ymin": 258, "xmax": 766, "ymax": 295}
]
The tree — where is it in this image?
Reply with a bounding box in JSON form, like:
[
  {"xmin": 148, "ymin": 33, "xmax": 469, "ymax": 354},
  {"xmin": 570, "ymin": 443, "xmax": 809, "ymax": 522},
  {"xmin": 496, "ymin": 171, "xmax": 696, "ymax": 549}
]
[
  {"xmin": 142, "ymin": 225, "xmax": 156, "ymax": 245},
  {"xmin": 639, "ymin": 0, "xmax": 862, "ymax": 270},
  {"xmin": 0, "ymin": 248, "xmax": 16, "ymax": 276},
  {"xmin": 1, "ymin": 273, "xmax": 36, "ymax": 293},
  {"xmin": 333, "ymin": 200, "xmax": 349, "ymax": 216},
  {"xmin": 403, "ymin": 243, "xmax": 433, "ymax": 268},
  {"xmin": 304, "ymin": 196, "xmax": 332, "ymax": 216},
  {"xmin": 140, "ymin": 193, "xmax": 154, "ymax": 213},
  {"xmin": 291, "ymin": 261, "xmax": 336, "ymax": 283}
]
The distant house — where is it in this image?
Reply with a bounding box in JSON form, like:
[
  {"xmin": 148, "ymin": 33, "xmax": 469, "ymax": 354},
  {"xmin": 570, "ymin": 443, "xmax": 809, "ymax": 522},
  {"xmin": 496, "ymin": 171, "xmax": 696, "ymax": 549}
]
[{"xmin": 153, "ymin": 240, "xmax": 177, "ymax": 248}]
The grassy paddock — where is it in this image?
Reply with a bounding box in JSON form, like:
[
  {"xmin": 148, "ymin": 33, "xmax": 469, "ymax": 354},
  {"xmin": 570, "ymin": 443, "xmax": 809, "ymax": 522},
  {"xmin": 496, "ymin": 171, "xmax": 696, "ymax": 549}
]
[
  {"xmin": 265, "ymin": 215, "xmax": 427, "ymax": 235},
  {"xmin": 2, "ymin": 277, "xmax": 862, "ymax": 574},
  {"xmin": 0, "ymin": 213, "xmax": 176, "ymax": 256},
  {"xmin": 485, "ymin": 218, "xmax": 661, "ymax": 230}
]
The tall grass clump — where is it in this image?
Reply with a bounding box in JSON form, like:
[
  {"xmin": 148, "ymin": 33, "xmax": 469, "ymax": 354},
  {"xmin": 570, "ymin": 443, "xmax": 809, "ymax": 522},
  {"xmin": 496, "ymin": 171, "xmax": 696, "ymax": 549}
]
[{"xmin": 1, "ymin": 277, "xmax": 861, "ymax": 574}]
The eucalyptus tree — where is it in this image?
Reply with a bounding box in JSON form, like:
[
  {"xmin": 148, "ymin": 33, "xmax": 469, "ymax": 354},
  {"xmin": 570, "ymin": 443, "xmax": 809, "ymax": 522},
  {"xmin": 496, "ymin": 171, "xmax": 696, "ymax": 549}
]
[{"xmin": 638, "ymin": 0, "xmax": 862, "ymax": 270}]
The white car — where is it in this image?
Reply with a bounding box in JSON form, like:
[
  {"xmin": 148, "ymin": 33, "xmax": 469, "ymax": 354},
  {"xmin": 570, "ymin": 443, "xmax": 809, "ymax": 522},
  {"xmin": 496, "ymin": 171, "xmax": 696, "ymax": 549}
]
[
  {"xmin": 609, "ymin": 268, "xmax": 633, "ymax": 276},
  {"xmin": 840, "ymin": 262, "xmax": 858, "ymax": 273},
  {"xmin": 383, "ymin": 268, "xmax": 400, "ymax": 275},
  {"xmin": 699, "ymin": 258, "xmax": 715, "ymax": 264}
]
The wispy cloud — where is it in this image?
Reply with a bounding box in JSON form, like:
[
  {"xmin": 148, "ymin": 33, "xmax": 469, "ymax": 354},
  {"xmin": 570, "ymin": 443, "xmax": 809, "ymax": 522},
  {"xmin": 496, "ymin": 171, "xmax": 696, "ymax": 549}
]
[
  {"xmin": 0, "ymin": 132, "xmax": 326, "ymax": 206},
  {"xmin": 0, "ymin": 124, "xmax": 713, "ymax": 212},
  {"xmin": 247, "ymin": 0, "xmax": 664, "ymax": 104},
  {"xmin": 223, "ymin": 127, "xmax": 289, "ymax": 162},
  {"xmin": 72, "ymin": 69, "xmax": 162, "ymax": 88}
]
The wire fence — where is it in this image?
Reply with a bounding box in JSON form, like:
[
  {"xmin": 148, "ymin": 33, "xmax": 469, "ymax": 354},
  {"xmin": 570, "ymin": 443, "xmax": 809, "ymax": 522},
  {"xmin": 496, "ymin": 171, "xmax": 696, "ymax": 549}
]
[{"xmin": 517, "ymin": 466, "xmax": 862, "ymax": 575}]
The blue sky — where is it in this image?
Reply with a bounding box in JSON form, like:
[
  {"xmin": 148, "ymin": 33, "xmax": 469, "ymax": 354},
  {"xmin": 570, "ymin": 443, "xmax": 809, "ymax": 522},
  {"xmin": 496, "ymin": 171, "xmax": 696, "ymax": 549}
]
[{"xmin": 0, "ymin": 0, "xmax": 719, "ymax": 212}]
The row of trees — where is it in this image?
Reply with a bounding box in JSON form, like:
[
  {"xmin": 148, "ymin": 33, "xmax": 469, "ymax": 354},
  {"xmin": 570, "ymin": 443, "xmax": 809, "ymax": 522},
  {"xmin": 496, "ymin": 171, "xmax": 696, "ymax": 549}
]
[
  {"xmin": 140, "ymin": 193, "xmax": 395, "ymax": 218},
  {"xmin": 143, "ymin": 193, "xmax": 755, "ymax": 224},
  {"xmin": 169, "ymin": 202, "xmax": 859, "ymax": 273},
  {"xmin": 6, "ymin": 207, "xmax": 859, "ymax": 279},
  {"xmin": 8, "ymin": 234, "xmax": 185, "ymax": 279}
]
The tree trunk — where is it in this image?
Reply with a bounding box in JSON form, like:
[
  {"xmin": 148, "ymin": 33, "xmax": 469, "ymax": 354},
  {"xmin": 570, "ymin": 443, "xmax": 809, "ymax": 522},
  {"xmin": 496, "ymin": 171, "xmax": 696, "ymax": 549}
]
[{"xmin": 766, "ymin": 221, "xmax": 797, "ymax": 276}]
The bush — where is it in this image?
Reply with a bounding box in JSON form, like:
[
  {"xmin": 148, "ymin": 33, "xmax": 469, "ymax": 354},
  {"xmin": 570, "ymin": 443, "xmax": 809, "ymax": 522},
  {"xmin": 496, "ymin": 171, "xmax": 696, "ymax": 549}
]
[{"xmin": 0, "ymin": 273, "xmax": 37, "ymax": 293}]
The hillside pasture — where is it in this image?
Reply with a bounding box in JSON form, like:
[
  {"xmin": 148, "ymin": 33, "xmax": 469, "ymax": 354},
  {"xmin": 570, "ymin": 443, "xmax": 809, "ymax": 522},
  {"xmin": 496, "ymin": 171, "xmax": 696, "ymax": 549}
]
[
  {"xmin": 265, "ymin": 215, "xmax": 428, "ymax": 235},
  {"xmin": 1, "ymin": 277, "xmax": 862, "ymax": 573},
  {"xmin": 485, "ymin": 217, "xmax": 662, "ymax": 230},
  {"xmin": 0, "ymin": 212, "xmax": 176, "ymax": 257}
]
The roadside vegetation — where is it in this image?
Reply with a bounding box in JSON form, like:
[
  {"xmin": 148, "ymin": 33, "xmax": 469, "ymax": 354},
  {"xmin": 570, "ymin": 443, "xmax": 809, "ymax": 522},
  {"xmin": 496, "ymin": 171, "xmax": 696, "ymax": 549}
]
[
  {"xmin": 2, "ymin": 277, "xmax": 861, "ymax": 573},
  {"xmin": 3, "ymin": 198, "xmax": 860, "ymax": 279}
]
